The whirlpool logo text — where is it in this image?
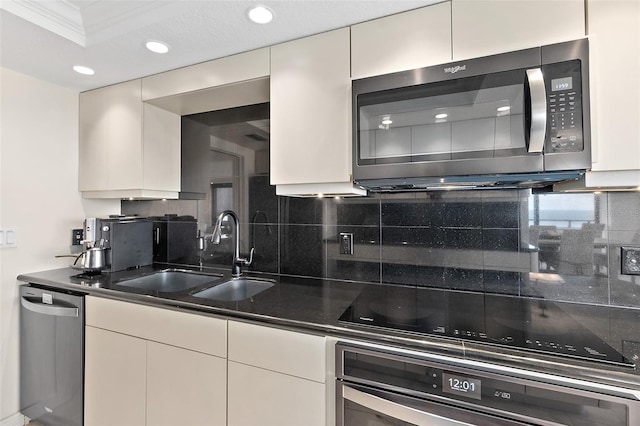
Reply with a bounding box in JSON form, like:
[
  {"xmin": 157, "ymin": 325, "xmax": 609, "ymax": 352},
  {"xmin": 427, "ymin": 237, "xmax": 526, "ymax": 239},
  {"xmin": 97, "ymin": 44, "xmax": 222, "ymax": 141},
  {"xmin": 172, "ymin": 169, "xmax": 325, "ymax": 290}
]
[{"xmin": 444, "ymin": 65, "xmax": 466, "ymax": 74}]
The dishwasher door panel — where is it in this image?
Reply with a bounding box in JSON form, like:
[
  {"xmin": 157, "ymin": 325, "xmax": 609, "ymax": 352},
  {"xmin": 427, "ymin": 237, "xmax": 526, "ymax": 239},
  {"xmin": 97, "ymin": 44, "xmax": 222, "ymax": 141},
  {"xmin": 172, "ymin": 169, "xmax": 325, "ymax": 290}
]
[{"xmin": 20, "ymin": 285, "xmax": 84, "ymax": 426}]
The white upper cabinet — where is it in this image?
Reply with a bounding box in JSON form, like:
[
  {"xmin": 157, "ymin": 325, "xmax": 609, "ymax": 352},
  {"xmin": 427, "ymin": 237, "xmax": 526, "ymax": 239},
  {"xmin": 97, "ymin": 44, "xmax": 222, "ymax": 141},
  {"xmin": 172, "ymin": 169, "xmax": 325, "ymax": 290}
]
[
  {"xmin": 452, "ymin": 0, "xmax": 585, "ymax": 60},
  {"xmin": 580, "ymin": 0, "xmax": 640, "ymax": 188},
  {"xmin": 141, "ymin": 48, "xmax": 269, "ymax": 103},
  {"xmin": 351, "ymin": 2, "xmax": 452, "ymax": 79},
  {"xmin": 79, "ymin": 79, "xmax": 181, "ymax": 199},
  {"xmin": 270, "ymin": 28, "xmax": 365, "ymax": 197}
]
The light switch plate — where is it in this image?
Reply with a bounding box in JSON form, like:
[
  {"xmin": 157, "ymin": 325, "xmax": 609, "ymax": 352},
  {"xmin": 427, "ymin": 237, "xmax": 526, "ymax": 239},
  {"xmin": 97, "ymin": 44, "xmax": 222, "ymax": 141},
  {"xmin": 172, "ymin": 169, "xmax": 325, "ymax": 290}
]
[
  {"xmin": 0, "ymin": 228, "xmax": 16, "ymax": 248},
  {"xmin": 621, "ymin": 247, "xmax": 640, "ymax": 275}
]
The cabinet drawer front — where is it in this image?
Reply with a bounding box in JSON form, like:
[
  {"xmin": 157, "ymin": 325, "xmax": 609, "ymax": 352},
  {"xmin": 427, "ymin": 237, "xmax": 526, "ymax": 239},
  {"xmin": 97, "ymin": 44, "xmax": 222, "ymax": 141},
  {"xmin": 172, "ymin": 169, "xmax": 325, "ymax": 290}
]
[
  {"xmin": 86, "ymin": 296, "xmax": 226, "ymax": 357},
  {"xmin": 228, "ymin": 320, "xmax": 326, "ymax": 383}
]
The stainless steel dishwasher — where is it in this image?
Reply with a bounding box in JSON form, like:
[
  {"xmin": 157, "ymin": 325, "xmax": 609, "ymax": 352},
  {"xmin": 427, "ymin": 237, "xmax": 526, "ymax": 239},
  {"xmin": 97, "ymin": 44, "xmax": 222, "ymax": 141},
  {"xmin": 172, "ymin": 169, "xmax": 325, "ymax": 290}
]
[{"xmin": 20, "ymin": 284, "xmax": 84, "ymax": 426}]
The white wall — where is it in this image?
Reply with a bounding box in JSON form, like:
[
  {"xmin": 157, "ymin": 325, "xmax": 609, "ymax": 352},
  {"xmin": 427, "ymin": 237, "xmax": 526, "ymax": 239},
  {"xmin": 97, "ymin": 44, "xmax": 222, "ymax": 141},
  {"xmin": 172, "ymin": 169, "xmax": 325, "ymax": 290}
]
[{"xmin": 0, "ymin": 68, "xmax": 120, "ymax": 422}]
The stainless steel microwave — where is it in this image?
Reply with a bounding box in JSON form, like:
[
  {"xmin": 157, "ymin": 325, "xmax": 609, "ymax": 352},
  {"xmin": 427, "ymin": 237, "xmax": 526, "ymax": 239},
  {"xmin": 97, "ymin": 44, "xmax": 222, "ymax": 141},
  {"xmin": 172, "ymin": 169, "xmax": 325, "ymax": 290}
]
[{"xmin": 352, "ymin": 38, "xmax": 591, "ymax": 191}]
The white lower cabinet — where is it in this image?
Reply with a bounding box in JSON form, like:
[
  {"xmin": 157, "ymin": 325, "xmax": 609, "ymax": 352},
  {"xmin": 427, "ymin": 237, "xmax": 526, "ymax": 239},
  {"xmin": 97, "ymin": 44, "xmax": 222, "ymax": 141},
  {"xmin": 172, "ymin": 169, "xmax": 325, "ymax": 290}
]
[
  {"xmin": 85, "ymin": 298, "xmax": 329, "ymax": 426},
  {"xmin": 146, "ymin": 341, "xmax": 227, "ymax": 426},
  {"xmin": 228, "ymin": 361, "xmax": 326, "ymax": 426},
  {"xmin": 227, "ymin": 321, "xmax": 328, "ymax": 426},
  {"xmin": 84, "ymin": 297, "xmax": 227, "ymax": 426},
  {"xmin": 84, "ymin": 326, "xmax": 147, "ymax": 426}
]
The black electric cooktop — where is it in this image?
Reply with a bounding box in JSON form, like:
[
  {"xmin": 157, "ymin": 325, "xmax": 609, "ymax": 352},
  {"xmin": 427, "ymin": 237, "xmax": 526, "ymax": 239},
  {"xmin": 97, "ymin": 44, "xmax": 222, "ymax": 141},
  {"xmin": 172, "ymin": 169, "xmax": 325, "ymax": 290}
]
[{"xmin": 339, "ymin": 285, "xmax": 634, "ymax": 367}]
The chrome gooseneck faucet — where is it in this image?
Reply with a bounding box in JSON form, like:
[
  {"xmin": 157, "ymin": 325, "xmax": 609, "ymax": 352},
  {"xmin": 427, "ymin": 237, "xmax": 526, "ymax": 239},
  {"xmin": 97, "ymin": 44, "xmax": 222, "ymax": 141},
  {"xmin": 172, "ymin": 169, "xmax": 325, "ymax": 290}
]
[{"xmin": 211, "ymin": 210, "xmax": 254, "ymax": 276}]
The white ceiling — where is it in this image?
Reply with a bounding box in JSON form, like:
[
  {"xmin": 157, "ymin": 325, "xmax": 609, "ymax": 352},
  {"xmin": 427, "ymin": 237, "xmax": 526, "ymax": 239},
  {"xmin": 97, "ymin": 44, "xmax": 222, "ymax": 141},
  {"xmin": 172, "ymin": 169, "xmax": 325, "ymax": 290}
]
[{"xmin": 0, "ymin": 0, "xmax": 441, "ymax": 92}]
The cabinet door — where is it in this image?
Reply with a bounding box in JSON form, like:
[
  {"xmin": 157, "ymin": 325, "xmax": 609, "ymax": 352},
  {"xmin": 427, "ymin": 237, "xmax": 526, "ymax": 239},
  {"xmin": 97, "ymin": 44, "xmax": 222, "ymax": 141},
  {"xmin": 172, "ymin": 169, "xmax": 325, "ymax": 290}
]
[
  {"xmin": 78, "ymin": 85, "xmax": 111, "ymax": 192},
  {"xmin": 84, "ymin": 326, "xmax": 146, "ymax": 426},
  {"xmin": 452, "ymin": 0, "xmax": 585, "ymax": 60},
  {"xmin": 79, "ymin": 80, "xmax": 144, "ymax": 192},
  {"xmin": 180, "ymin": 117, "xmax": 210, "ymax": 196},
  {"xmin": 270, "ymin": 28, "xmax": 352, "ymax": 188},
  {"xmin": 146, "ymin": 342, "xmax": 226, "ymax": 426},
  {"xmin": 107, "ymin": 80, "xmax": 144, "ymax": 190},
  {"xmin": 588, "ymin": 0, "xmax": 640, "ymax": 174},
  {"xmin": 228, "ymin": 361, "xmax": 326, "ymax": 426},
  {"xmin": 351, "ymin": 3, "xmax": 452, "ymax": 79},
  {"xmin": 143, "ymin": 103, "xmax": 181, "ymax": 192}
]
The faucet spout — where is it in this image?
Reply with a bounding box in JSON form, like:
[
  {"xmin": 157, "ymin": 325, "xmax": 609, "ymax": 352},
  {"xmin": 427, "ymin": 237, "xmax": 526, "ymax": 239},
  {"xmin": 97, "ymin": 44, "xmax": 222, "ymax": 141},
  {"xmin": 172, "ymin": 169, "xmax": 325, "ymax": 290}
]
[{"xmin": 212, "ymin": 210, "xmax": 254, "ymax": 276}]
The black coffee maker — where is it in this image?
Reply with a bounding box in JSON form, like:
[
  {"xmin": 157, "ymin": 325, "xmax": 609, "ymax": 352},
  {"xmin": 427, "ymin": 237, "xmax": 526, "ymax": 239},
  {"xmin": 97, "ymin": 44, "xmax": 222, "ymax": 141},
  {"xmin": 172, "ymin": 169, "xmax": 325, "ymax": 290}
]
[{"xmin": 84, "ymin": 216, "xmax": 153, "ymax": 272}]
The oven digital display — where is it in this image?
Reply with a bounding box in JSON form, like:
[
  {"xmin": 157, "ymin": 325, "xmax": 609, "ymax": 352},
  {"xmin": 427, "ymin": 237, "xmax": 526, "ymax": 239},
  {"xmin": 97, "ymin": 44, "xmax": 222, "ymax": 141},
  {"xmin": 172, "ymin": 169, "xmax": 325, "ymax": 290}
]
[
  {"xmin": 442, "ymin": 372, "xmax": 482, "ymax": 400},
  {"xmin": 551, "ymin": 77, "xmax": 573, "ymax": 91}
]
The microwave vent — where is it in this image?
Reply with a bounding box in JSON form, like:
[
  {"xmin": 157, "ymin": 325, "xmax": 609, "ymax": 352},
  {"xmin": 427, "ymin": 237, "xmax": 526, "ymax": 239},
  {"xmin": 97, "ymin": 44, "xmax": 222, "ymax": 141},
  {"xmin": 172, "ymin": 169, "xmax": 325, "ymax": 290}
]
[{"xmin": 355, "ymin": 171, "xmax": 585, "ymax": 192}]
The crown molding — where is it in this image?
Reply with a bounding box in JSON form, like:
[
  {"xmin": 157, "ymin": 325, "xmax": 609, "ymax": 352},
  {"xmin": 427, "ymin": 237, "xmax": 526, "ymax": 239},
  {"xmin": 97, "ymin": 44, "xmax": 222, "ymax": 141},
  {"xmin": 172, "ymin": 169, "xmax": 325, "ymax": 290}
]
[{"xmin": 0, "ymin": 0, "xmax": 85, "ymax": 46}]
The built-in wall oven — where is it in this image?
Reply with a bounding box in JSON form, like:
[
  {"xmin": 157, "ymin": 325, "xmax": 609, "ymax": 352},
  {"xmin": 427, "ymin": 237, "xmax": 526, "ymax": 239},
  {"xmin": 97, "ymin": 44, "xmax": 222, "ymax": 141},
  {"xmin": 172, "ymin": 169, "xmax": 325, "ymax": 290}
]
[
  {"xmin": 336, "ymin": 342, "xmax": 640, "ymax": 426},
  {"xmin": 352, "ymin": 38, "xmax": 590, "ymax": 190}
]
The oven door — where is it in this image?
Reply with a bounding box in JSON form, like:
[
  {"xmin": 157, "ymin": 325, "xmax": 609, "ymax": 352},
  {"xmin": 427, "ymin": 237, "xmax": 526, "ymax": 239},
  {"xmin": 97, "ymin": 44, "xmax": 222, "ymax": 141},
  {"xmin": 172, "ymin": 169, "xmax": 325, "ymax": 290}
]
[{"xmin": 338, "ymin": 383, "xmax": 527, "ymax": 426}]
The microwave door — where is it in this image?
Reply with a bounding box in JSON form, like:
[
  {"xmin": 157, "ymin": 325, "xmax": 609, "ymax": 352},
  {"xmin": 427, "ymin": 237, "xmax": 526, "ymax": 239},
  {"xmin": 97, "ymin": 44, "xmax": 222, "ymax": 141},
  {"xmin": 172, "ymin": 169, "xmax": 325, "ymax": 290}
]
[
  {"xmin": 525, "ymin": 68, "xmax": 547, "ymax": 154},
  {"xmin": 356, "ymin": 68, "xmax": 543, "ymax": 174}
]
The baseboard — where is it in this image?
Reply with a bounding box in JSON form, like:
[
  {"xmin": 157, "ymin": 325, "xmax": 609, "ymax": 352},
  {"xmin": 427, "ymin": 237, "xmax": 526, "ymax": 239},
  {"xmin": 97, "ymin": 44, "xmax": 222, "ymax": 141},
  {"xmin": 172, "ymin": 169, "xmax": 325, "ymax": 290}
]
[{"xmin": 0, "ymin": 413, "xmax": 26, "ymax": 426}]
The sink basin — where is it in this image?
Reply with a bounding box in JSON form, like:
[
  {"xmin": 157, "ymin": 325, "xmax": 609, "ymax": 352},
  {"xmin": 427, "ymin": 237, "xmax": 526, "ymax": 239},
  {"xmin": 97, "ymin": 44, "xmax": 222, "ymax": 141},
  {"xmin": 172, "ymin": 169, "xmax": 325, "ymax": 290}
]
[
  {"xmin": 192, "ymin": 277, "xmax": 275, "ymax": 302},
  {"xmin": 116, "ymin": 269, "xmax": 221, "ymax": 293}
]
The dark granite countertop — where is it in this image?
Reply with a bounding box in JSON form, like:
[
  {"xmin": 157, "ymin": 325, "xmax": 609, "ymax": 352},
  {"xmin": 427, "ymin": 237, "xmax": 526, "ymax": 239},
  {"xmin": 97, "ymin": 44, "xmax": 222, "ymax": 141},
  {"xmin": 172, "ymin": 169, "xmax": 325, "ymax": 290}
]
[{"xmin": 17, "ymin": 264, "xmax": 640, "ymax": 390}]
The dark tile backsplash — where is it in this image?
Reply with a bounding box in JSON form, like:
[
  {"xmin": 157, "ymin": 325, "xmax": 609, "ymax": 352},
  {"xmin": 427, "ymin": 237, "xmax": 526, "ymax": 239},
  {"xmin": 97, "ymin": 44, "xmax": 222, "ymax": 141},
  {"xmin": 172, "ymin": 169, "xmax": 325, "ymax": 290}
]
[{"xmin": 122, "ymin": 185, "xmax": 640, "ymax": 309}]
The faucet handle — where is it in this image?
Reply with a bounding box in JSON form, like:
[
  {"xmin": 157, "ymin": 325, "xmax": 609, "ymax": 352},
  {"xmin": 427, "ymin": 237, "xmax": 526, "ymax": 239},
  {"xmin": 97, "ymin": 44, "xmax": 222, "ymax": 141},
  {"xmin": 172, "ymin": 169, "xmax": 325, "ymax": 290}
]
[
  {"xmin": 245, "ymin": 247, "xmax": 255, "ymax": 266},
  {"xmin": 237, "ymin": 247, "xmax": 255, "ymax": 267}
]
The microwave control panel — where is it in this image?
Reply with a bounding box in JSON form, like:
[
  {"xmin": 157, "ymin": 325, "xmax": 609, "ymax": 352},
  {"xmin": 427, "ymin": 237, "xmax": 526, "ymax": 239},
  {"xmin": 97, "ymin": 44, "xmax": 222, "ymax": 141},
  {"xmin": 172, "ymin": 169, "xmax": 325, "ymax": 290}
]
[{"xmin": 544, "ymin": 60, "xmax": 583, "ymax": 153}]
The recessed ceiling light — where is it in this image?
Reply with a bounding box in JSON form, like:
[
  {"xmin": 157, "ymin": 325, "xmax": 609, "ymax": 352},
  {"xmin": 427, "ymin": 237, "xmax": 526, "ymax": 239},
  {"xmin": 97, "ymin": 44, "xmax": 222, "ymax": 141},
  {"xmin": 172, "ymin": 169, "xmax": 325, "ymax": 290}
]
[
  {"xmin": 248, "ymin": 5, "xmax": 274, "ymax": 24},
  {"xmin": 381, "ymin": 117, "xmax": 393, "ymax": 125},
  {"xmin": 146, "ymin": 40, "xmax": 170, "ymax": 54},
  {"xmin": 435, "ymin": 113, "xmax": 448, "ymax": 119},
  {"xmin": 73, "ymin": 65, "xmax": 95, "ymax": 75}
]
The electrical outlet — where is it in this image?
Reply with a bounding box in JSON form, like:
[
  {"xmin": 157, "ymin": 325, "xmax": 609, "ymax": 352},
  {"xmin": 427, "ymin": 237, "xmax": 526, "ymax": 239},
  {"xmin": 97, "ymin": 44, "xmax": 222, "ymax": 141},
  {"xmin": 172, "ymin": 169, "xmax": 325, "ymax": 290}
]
[
  {"xmin": 340, "ymin": 233, "xmax": 354, "ymax": 255},
  {"xmin": 621, "ymin": 247, "xmax": 640, "ymax": 275},
  {"xmin": 71, "ymin": 228, "xmax": 84, "ymax": 246}
]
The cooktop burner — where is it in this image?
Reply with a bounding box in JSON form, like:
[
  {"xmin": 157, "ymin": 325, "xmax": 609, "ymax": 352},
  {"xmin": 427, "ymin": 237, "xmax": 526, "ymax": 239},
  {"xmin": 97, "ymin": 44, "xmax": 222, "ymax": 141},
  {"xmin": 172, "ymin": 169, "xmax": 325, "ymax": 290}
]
[{"xmin": 339, "ymin": 285, "xmax": 634, "ymax": 366}]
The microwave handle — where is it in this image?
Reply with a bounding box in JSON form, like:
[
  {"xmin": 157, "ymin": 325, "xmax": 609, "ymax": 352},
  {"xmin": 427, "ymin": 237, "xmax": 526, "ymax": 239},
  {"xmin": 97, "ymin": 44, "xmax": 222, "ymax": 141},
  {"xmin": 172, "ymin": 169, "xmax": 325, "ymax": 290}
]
[{"xmin": 525, "ymin": 68, "xmax": 547, "ymax": 153}]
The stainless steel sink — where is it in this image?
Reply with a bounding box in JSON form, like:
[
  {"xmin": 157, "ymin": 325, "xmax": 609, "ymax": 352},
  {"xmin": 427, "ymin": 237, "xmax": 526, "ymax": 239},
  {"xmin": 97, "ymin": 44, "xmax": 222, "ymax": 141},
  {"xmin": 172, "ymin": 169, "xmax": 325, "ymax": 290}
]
[
  {"xmin": 192, "ymin": 277, "xmax": 275, "ymax": 302},
  {"xmin": 116, "ymin": 269, "xmax": 222, "ymax": 293}
]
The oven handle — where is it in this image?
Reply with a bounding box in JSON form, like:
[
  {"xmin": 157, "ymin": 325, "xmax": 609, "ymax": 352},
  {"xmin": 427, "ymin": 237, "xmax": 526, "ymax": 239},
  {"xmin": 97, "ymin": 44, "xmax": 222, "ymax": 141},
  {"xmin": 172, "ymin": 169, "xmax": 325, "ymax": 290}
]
[
  {"xmin": 526, "ymin": 68, "xmax": 547, "ymax": 153},
  {"xmin": 343, "ymin": 384, "xmax": 474, "ymax": 426}
]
